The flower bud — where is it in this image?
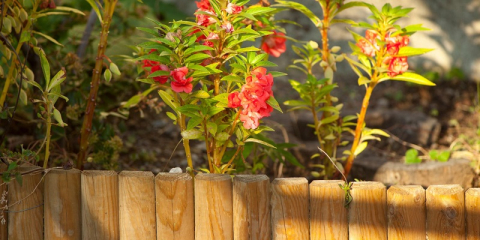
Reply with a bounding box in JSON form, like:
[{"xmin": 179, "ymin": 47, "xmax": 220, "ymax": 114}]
[
  {"xmin": 320, "ymin": 61, "xmax": 328, "ymax": 68},
  {"xmin": 331, "ymin": 46, "xmax": 341, "ymax": 53},
  {"xmin": 308, "ymin": 41, "xmax": 319, "ymax": 49},
  {"xmin": 335, "ymin": 55, "xmax": 344, "ymax": 62}
]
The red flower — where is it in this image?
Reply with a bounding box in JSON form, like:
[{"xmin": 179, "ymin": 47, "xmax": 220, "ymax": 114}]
[
  {"xmin": 170, "ymin": 67, "xmax": 193, "ymax": 93},
  {"xmin": 226, "ymin": 3, "xmax": 243, "ymax": 14},
  {"xmin": 142, "ymin": 49, "xmax": 159, "ymax": 69},
  {"xmin": 388, "ymin": 57, "xmax": 408, "ymax": 77},
  {"xmin": 151, "ymin": 64, "xmax": 170, "ymax": 84},
  {"xmin": 261, "ymin": 31, "xmax": 286, "ymax": 57},
  {"xmin": 386, "ymin": 35, "xmax": 409, "ymax": 56},
  {"xmin": 196, "ymin": 0, "xmax": 212, "ymax": 11},
  {"xmin": 228, "ymin": 92, "xmax": 241, "ymax": 108}
]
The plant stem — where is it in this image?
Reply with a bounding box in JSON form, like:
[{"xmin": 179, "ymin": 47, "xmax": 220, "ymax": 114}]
[
  {"xmin": 43, "ymin": 99, "xmax": 52, "ymax": 168},
  {"xmin": 344, "ymin": 82, "xmax": 376, "ymax": 177},
  {"xmin": 77, "ymin": 0, "xmax": 118, "ymax": 169}
]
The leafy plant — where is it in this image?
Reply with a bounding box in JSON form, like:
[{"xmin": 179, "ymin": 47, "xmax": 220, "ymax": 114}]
[{"xmin": 405, "ymin": 149, "xmax": 421, "ymax": 164}]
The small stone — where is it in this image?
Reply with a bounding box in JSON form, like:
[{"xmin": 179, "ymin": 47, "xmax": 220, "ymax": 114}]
[{"xmin": 169, "ymin": 167, "xmax": 182, "ymax": 173}]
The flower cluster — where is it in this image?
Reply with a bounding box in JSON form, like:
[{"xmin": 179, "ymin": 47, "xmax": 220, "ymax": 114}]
[
  {"xmin": 228, "ymin": 67, "xmax": 274, "ymax": 129},
  {"xmin": 196, "ymin": 0, "xmax": 216, "ymax": 27},
  {"xmin": 261, "ymin": 30, "xmax": 286, "ymax": 57},
  {"xmin": 142, "ymin": 49, "xmax": 170, "ymax": 84},
  {"xmin": 356, "ymin": 30, "xmax": 410, "ymax": 77}
]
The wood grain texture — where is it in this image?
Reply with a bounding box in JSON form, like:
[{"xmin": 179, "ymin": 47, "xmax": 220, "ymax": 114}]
[
  {"xmin": 426, "ymin": 185, "xmax": 465, "ymax": 240},
  {"xmin": 8, "ymin": 166, "xmax": 44, "ymax": 240},
  {"xmin": 310, "ymin": 180, "xmax": 347, "ymax": 240},
  {"xmin": 81, "ymin": 170, "xmax": 119, "ymax": 240},
  {"xmin": 387, "ymin": 185, "xmax": 425, "ymax": 240},
  {"xmin": 45, "ymin": 169, "xmax": 82, "ymax": 240},
  {"xmin": 233, "ymin": 175, "xmax": 271, "ymax": 240},
  {"xmin": 271, "ymin": 178, "xmax": 309, "ymax": 240},
  {"xmin": 195, "ymin": 173, "xmax": 233, "ymax": 240},
  {"xmin": 119, "ymin": 171, "xmax": 156, "ymax": 240},
  {"xmin": 155, "ymin": 173, "xmax": 194, "ymax": 240},
  {"xmin": 0, "ymin": 165, "xmax": 7, "ymax": 240},
  {"xmin": 349, "ymin": 182, "xmax": 387, "ymax": 240},
  {"xmin": 466, "ymin": 188, "xmax": 480, "ymax": 240}
]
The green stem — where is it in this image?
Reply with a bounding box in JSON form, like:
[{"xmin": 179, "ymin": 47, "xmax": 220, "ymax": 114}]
[
  {"xmin": 43, "ymin": 99, "xmax": 52, "ymax": 168},
  {"xmin": 77, "ymin": 0, "xmax": 118, "ymax": 169}
]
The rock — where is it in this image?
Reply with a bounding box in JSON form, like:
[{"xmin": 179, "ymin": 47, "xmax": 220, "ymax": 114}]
[{"xmin": 352, "ymin": 158, "xmax": 475, "ymax": 188}]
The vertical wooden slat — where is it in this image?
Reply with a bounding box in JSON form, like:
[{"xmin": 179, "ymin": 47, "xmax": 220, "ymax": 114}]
[
  {"xmin": 271, "ymin": 178, "xmax": 309, "ymax": 240},
  {"xmin": 119, "ymin": 171, "xmax": 156, "ymax": 239},
  {"xmin": 387, "ymin": 185, "xmax": 425, "ymax": 239},
  {"xmin": 0, "ymin": 165, "xmax": 7, "ymax": 239},
  {"xmin": 426, "ymin": 184, "xmax": 465, "ymax": 240},
  {"xmin": 8, "ymin": 166, "xmax": 44, "ymax": 240},
  {"xmin": 195, "ymin": 173, "xmax": 233, "ymax": 240},
  {"xmin": 45, "ymin": 169, "xmax": 82, "ymax": 240},
  {"xmin": 82, "ymin": 170, "xmax": 119, "ymax": 240},
  {"xmin": 155, "ymin": 173, "xmax": 194, "ymax": 240},
  {"xmin": 466, "ymin": 188, "xmax": 480, "ymax": 239},
  {"xmin": 349, "ymin": 181, "xmax": 387, "ymax": 240},
  {"xmin": 233, "ymin": 175, "xmax": 270, "ymax": 240},
  {"xmin": 310, "ymin": 180, "xmax": 347, "ymax": 240}
]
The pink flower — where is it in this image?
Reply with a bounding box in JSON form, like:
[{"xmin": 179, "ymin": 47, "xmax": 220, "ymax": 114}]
[
  {"xmin": 388, "ymin": 57, "xmax": 408, "ymax": 77},
  {"xmin": 196, "ymin": 10, "xmax": 216, "ymax": 27},
  {"xmin": 261, "ymin": 31, "xmax": 286, "ymax": 57},
  {"xmin": 196, "ymin": 0, "xmax": 212, "ymax": 11},
  {"xmin": 240, "ymin": 110, "xmax": 261, "ymax": 129},
  {"xmin": 151, "ymin": 64, "xmax": 170, "ymax": 84},
  {"xmin": 228, "ymin": 92, "xmax": 241, "ymax": 108},
  {"xmin": 170, "ymin": 67, "xmax": 193, "ymax": 93},
  {"xmin": 221, "ymin": 21, "xmax": 234, "ymax": 33},
  {"xmin": 226, "ymin": 3, "xmax": 243, "ymax": 14},
  {"xmin": 356, "ymin": 38, "xmax": 376, "ymax": 57},
  {"xmin": 385, "ymin": 35, "xmax": 409, "ymax": 56}
]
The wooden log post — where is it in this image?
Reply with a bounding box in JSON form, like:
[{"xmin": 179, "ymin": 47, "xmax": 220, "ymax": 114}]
[
  {"xmin": 8, "ymin": 166, "xmax": 44, "ymax": 240},
  {"xmin": 0, "ymin": 165, "xmax": 7, "ymax": 240},
  {"xmin": 45, "ymin": 169, "xmax": 82, "ymax": 240},
  {"xmin": 195, "ymin": 173, "xmax": 233, "ymax": 240},
  {"xmin": 349, "ymin": 182, "xmax": 387, "ymax": 240},
  {"xmin": 310, "ymin": 180, "xmax": 347, "ymax": 240},
  {"xmin": 119, "ymin": 171, "xmax": 156, "ymax": 239},
  {"xmin": 271, "ymin": 178, "xmax": 309, "ymax": 240},
  {"xmin": 466, "ymin": 188, "xmax": 480, "ymax": 239},
  {"xmin": 155, "ymin": 173, "xmax": 194, "ymax": 240},
  {"xmin": 426, "ymin": 185, "xmax": 465, "ymax": 240},
  {"xmin": 387, "ymin": 185, "xmax": 426, "ymax": 239},
  {"xmin": 233, "ymin": 175, "xmax": 270, "ymax": 240},
  {"xmin": 82, "ymin": 170, "xmax": 119, "ymax": 240}
]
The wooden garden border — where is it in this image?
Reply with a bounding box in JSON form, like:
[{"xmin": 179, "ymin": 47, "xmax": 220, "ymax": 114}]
[{"xmin": 1, "ymin": 167, "xmax": 479, "ymax": 239}]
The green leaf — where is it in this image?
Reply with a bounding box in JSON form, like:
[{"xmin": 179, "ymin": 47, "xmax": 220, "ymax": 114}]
[
  {"xmin": 184, "ymin": 45, "xmax": 214, "ymax": 56},
  {"xmin": 338, "ymin": 1, "xmax": 368, "ymax": 13},
  {"xmin": 245, "ymin": 138, "xmax": 276, "ymax": 149},
  {"xmin": 86, "ymin": 0, "xmax": 103, "ymax": 24},
  {"xmin": 136, "ymin": 27, "xmax": 159, "ymax": 36},
  {"xmin": 158, "ymin": 90, "xmax": 180, "ymax": 113},
  {"xmin": 358, "ymin": 76, "xmax": 370, "ymax": 85},
  {"xmin": 166, "ymin": 112, "xmax": 177, "ymax": 121},
  {"xmin": 194, "ymin": 90, "xmax": 210, "ymax": 98},
  {"xmin": 275, "ymin": 1, "xmax": 322, "ymax": 27},
  {"xmin": 319, "ymin": 115, "xmax": 339, "ymax": 125},
  {"xmin": 437, "ymin": 151, "xmax": 450, "ymax": 162},
  {"xmin": 380, "ymin": 72, "xmax": 436, "ymax": 86},
  {"xmin": 354, "ymin": 141, "xmax": 368, "ymax": 156},
  {"xmin": 405, "ymin": 149, "xmax": 421, "ymax": 164},
  {"xmin": 187, "ymin": 117, "xmax": 202, "ymax": 130},
  {"xmin": 267, "ymin": 96, "xmax": 283, "ymax": 113},
  {"xmin": 212, "ymin": 93, "xmax": 229, "ymax": 104},
  {"xmin": 53, "ymin": 108, "xmax": 66, "ymax": 127},
  {"xmin": 110, "ymin": 63, "xmax": 121, "ymax": 75},
  {"xmin": 47, "ymin": 69, "xmax": 67, "ymax": 92},
  {"xmin": 246, "ymin": 6, "xmax": 275, "ymax": 16},
  {"xmin": 184, "ymin": 53, "xmax": 211, "ymax": 63},
  {"xmin": 55, "ymin": 6, "xmax": 86, "ymax": 15},
  {"xmin": 7, "ymin": 162, "xmax": 17, "ymax": 172},
  {"xmin": 181, "ymin": 129, "xmax": 203, "ymax": 139},
  {"xmin": 237, "ymin": 46, "xmax": 260, "ymax": 53},
  {"xmin": 397, "ymin": 47, "xmax": 434, "ymax": 57},
  {"xmin": 148, "ymin": 70, "xmax": 169, "ymax": 78},
  {"xmin": 136, "ymin": 78, "xmax": 155, "ymax": 84},
  {"xmin": 428, "ymin": 150, "xmax": 438, "ymax": 160},
  {"xmin": 19, "ymin": 89, "xmax": 27, "ymax": 106},
  {"xmin": 207, "ymin": 122, "xmax": 217, "ymax": 135},
  {"xmin": 33, "ymin": 47, "xmax": 50, "ymax": 88}
]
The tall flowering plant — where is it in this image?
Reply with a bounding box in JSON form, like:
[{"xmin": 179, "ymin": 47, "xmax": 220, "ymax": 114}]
[
  {"xmin": 136, "ymin": 0, "xmax": 286, "ymax": 173},
  {"xmin": 281, "ymin": 1, "xmax": 435, "ymax": 179}
]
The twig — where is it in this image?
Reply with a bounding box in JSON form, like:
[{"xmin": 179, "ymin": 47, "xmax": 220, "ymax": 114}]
[{"xmin": 384, "ymin": 130, "xmax": 429, "ymax": 156}]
